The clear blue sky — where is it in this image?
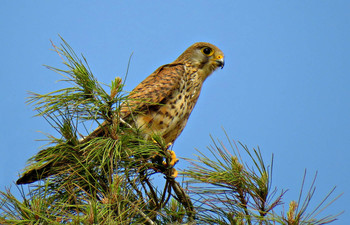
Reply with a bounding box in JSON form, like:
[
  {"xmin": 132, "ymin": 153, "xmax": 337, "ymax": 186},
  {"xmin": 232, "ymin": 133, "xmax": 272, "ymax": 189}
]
[{"xmin": 1, "ymin": 1, "xmax": 349, "ymax": 223}]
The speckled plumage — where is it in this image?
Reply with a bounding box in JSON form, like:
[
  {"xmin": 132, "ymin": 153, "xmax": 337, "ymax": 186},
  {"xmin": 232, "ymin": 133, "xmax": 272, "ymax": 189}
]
[
  {"xmin": 16, "ymin": 42, "xmax": 224, "ymax": 185},
  {"xmin": 118, "ymin": 42, "xmax": 225, "ymax": 143}
]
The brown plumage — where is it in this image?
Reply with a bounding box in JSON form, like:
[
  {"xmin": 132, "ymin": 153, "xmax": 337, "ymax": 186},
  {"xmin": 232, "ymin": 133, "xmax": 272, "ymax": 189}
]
[
  {"xmin": 93, "ymin": 42, "xmax": 224, "ymax": 143},
  {"xmin": 16, "ymin": 42, "xmax": 224, "ymax": 184}
]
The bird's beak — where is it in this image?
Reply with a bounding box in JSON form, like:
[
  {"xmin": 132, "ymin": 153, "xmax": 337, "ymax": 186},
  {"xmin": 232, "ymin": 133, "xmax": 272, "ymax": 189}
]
[{"xmin": 214, "ymin": 55, "xmax": 225, "ymax": 69}]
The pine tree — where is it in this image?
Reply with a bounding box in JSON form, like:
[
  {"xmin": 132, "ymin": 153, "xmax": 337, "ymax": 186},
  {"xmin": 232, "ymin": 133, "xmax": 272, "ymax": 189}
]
[{"xmin": 0, "ymin": 38, "xmax": 342, "ymax": 224}]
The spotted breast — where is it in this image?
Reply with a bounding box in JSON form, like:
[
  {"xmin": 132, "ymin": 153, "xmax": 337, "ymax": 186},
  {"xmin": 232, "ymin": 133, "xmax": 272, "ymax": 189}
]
[{"xmin": 132, "ymin": 64, "xmax": 203, "ymax": 143}]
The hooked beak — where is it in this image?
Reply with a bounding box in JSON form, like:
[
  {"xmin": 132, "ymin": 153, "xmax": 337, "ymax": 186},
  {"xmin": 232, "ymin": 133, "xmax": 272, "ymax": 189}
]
[
  {"xmin": 215, "ymin": 55, "xmax": 225, "ymax": 69},
  {"xmin": 216, "ymin": 58, "xmax": 225, "ymax": 69}
]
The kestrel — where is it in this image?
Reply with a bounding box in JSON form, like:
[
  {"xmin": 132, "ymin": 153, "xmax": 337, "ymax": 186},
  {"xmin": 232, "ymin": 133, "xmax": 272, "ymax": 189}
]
[
  {"xmin": 16, "ymin": 42, "xmax": 224, "ymax": 184},
  {"xmin": 88, "ymin": 42, "xmax": 224, "ymax": 143}
]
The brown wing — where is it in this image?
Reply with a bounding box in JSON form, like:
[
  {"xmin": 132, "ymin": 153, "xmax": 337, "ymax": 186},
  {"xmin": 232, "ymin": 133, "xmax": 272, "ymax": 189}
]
[
  {"xmin": 120, "ymin": 63, "xmax": 185, "ymax": 119},
  {"xmin": 79, "ymin": 63, "xmax": 185, "ymax": 143}
]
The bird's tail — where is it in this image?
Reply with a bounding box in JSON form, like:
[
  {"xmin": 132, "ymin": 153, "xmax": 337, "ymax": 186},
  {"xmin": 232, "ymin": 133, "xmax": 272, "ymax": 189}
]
[
  {"xmin": 16, "ymin": 121, "xmax": 115, "ymax": 185},
  {"xmin": 16, "ymin": 162, "xmax": 54, "ymax": 185},
  {"xmin": 16, "ymin": 143, "xmax": 75, "ymax": 185}
]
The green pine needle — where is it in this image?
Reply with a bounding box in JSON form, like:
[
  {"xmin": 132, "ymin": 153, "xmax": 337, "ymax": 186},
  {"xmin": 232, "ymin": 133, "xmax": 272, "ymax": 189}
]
[{"xmin": 0, "ymin": 37, "xmax": 342, "ymax": 224}]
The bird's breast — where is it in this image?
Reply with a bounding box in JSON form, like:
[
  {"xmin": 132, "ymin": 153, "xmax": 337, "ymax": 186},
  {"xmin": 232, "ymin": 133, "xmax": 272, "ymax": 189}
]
[{"xmin": 135, "ymin": 73, "xmax": 203, "ymax": 143}]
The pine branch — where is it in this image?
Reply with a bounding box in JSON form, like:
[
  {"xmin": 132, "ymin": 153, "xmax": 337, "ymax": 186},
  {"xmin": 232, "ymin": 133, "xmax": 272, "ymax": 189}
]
[
  {"xmin": 0, "ymin": 37, "xmax": 342, "ymax": 224},
  {"xmin": 182, "ymin": 134, "xmax": 342, "ymax": 224}
]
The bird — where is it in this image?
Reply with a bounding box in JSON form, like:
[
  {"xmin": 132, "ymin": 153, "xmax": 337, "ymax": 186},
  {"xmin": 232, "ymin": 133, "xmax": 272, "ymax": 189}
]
[{"xmin": 16, "ymin": 42, "xmax": 225, "ymax": 184}]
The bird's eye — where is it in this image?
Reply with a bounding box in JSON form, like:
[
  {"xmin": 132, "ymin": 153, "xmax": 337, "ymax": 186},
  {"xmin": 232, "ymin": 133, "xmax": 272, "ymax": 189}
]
[{"xmin": 201, "ymin": 47, "xmax": 213, "ymax": 56}]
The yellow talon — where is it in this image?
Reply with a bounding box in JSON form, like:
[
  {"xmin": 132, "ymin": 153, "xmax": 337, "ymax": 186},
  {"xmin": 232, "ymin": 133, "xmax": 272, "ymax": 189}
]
[
  {"xmin": 170, "ymin": 168, "xmax": 178, "ymax": 178},
  {"xmin": 168, "ymin": 150, "xmax": 179, "ymax": 166},
  {"xmin": 162, "ymin": 150, "xmax": 179, "ymax": 166}
]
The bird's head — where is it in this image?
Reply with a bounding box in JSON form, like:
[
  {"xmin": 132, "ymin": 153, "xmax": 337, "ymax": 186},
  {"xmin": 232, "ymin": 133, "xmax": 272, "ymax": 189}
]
[{"xmin": 174, "ymin": 42, "xmax": 224, "ymax": 79}]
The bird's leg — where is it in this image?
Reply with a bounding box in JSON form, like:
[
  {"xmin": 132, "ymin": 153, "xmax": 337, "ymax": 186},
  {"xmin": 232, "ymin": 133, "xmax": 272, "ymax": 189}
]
[
  {"xmin": 163, "ymin": 143, "xmax": 179, "ymax": 178},
  {"xmin": 149, "ymin": 139, "xmax": 179, "ymax": 178},
  {"xmin": 164, "ymin": 143, "xmax": 179, "ymax": 166}
]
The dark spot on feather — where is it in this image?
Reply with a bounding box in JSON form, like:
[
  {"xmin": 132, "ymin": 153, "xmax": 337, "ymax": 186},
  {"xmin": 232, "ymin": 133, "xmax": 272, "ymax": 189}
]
[{"xmin": 161, "ymin": 86, "xmax": 169, "ymax": 91}]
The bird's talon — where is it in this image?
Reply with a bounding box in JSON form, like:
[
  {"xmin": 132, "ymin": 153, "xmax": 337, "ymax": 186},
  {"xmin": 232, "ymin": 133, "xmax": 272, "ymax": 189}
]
[
  {"xmin": 167, "ymin": 150, "xmax": 179, "ymax": 167},
  {"xmin": 170, "ymin": 168, "xmax": 178, "ymax": 178}
]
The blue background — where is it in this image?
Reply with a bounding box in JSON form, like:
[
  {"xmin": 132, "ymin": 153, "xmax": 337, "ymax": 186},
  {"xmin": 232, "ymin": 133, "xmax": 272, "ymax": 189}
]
[{"xmin": 1, "ymin": 1, "xmax": 349, "ymax": 223}]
